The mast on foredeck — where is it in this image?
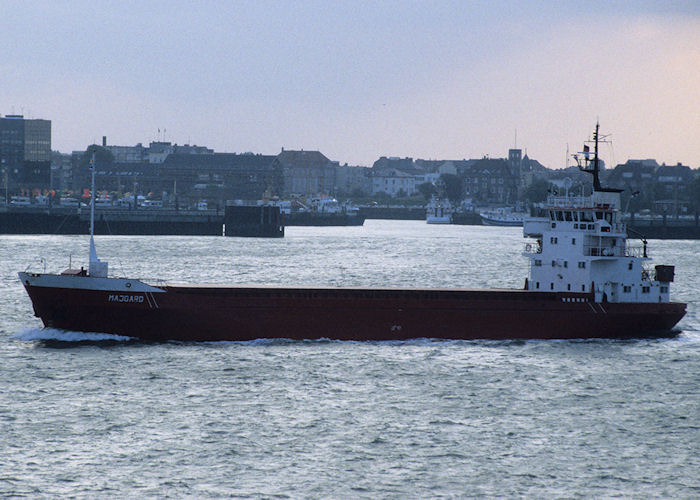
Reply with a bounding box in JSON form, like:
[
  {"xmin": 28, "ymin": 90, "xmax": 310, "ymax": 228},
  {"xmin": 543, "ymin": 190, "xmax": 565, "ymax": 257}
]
[{"xmin": 88, "ymin": 153, "xmax": 108, "ymax": 277}]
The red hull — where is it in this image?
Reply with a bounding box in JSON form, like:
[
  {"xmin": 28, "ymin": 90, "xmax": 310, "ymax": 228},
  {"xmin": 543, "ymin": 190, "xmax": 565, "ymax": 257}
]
[{"xmin": 22, "ymin": 282, "xmax": 687, "ymax": 341}]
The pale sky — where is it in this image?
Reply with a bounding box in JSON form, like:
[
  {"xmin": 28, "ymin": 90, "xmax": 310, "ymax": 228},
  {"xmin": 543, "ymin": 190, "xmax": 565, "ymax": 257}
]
[{"xmin": 2, "ymin": 1, "xmax": 699, "ymax": 169}]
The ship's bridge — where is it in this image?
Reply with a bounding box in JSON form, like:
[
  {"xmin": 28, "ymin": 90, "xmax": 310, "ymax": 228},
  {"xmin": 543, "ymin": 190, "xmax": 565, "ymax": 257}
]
[{"xmin": 523, "ymin": 203, "xmax": 625, "ymax": 239}]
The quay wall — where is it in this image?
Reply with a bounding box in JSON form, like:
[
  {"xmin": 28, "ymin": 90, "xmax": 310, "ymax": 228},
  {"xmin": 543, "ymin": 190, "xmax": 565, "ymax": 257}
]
[
  {"xmin": 224, "ymin": 206, "xmax": 284, "ymax": 238},
  {"xmin": 3, "ymin": 207, "xmax": 700, "ymax": 239},
  {"xmin": 0, "ymin": 207, "xmax": 223, "ymax": 236},
  {"xmin": 627, "ymin": 223, "xmax": 700, "ymax": 240},
  {"xmin": 284, "ymin": 212, "xmax": 365, "ymax": 226}
]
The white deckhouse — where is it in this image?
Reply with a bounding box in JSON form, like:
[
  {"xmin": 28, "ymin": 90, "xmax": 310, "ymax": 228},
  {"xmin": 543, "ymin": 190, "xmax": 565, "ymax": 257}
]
[{"xmin": 522, "ymin": 125, "xmax": 675, "ymax": 304}]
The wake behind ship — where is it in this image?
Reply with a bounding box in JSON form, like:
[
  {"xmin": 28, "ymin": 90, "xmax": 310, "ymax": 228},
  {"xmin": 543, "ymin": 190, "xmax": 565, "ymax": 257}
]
[{"xmin": 19, "ymin": 127, "xmax": 686, "ymax": 341}]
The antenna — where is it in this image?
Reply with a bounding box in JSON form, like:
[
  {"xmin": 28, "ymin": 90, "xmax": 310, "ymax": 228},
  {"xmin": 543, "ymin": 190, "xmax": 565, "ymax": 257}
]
[{"xmin": 576, "ymin": 121, "xmax": 603, "ymax": 191}]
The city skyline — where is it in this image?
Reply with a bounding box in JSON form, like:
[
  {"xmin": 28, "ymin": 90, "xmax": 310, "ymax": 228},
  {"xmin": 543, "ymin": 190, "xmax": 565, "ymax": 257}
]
[{"xmin": 2, "ymin": 1, "xmax": 699, "ymax": 169}]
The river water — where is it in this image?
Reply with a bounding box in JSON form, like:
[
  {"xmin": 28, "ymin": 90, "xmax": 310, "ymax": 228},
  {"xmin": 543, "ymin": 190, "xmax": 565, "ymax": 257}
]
[{"xmin": 1, "ymin": 220, "xmax": 699, "ymax": 498}]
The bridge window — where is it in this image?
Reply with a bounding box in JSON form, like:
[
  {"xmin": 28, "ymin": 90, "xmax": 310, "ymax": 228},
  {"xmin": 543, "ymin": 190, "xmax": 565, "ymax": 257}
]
[
  {"xmin": 556, "ymin": 211, "xmax": 564, "ymax": 221},
  {"xmin": 565, "ymin": 211, "xmax": 573, "ymax": 221}
]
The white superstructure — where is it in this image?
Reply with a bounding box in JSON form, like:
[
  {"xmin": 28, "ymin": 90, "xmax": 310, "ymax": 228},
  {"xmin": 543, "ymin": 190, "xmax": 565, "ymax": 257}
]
[
  {"xmin": 522, "ymin": 125, "xmax": 675, "ymax": 304},
  {"xmin": 426, "ymin": 197, "xmax": 453, "ymax": 224}
]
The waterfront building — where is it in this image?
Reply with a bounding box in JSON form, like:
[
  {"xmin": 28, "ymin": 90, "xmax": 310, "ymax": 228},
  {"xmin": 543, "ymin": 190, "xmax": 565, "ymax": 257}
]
[
  {"xmin": 274, "ymin": 149, "xmax": 337, "ymax": 196},
  {"xmin": 461, "ymin": 158, "xmax": 519, "ymax": 205},
  {"xmin": 372, "ymin": 156, "xmax": 417, "ymax": 172},
  {"xmin": 605, "ymin": 159, "xmax": 659, "ymax": 193},
  {"xmin": 100, "ymin": 137, "xmax": 213, "ymax": 164},
  {"xmin": 50, "ymin": 151, "xmax": 73, "ymax": 192},
  {"xmin": 0, "ymin": 114, "xmax": 51, "ymax": 196},
  {"xmin": 370, "ymin": 168, "xmax": 417, "ymax": 196},
  {"xmin": 160, "ymin": 153, "xmax": 278, "ymax": 203},
  {"xmin": 334, "ymin": 164, "xmax": 370, "ymax": 196}
]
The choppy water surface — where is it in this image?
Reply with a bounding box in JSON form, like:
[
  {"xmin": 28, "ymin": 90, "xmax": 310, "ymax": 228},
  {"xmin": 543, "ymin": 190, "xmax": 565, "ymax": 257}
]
[{"xmin": 1, "ymin": 221, "xmax": 699, "ymax": 498}]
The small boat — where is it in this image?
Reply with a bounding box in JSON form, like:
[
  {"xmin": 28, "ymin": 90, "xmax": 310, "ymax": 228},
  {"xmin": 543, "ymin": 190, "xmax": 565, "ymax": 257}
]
[
  {"xmin": 18, "ymin": 126, "xmax": 686, "ymax": 341},
  {"xmin": 95, "ymin": 197, "xmax": 113, "ymax": 208},
  {"xmin": 480, "ymin": 207, "xmax": 528, "ymax": 226},
  {"xmin": 141, "ymin": 199, "xmax": 163, "ymax": 208},
  {"xmin": 59, "ymin": 197, "xmax": 81, "ymax": 207},
  {"xmin": 10, "ymin": 196, "xmax": 31, "ymax": 206},
  {"xmin": 426, "ymin": 197, "xmax": 453, "ymax": 224},
  {"xmin": 281, "ymin": 196, "xmax": 365, "ymax": 226}
]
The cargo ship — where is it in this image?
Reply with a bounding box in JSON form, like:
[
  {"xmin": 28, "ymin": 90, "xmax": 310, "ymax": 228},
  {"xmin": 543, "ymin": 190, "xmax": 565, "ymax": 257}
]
[{"xmin": 18, "ymin": 127, "xmax": 686, "ymax": 341}]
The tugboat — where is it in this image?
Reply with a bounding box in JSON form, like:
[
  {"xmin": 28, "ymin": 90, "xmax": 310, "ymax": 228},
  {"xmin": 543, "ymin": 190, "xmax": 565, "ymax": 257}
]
[{"xmin": 18, "ymin": 127, "xmax": 686, "ymax": 341}]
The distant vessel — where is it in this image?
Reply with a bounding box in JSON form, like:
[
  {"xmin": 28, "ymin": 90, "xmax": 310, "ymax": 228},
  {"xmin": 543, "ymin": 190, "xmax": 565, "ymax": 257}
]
[
  {"xmin": 426, "ymin": 197, "xmax": 453, "ymax": 224},
  {"xmin": 59, "ymin": 197, "xmax": 82, "ymax": 207},
  {"xmin": 19, "ymin": 127, "xmax": 686, "ymax": 341},
  {"xmin": 277, "ymin": 196, "xmax": 365, "ymax": 226},
  {"xmin": 141, "ymin": 199, "xmax": 163, "ymax": 208},
  {"xmin": 10, "ymin": 196, "xmax": 31, "ymax": 207},
  {"xmin": 480, "ymin": 207, "xmax": 528, "ymax": 226},
  {"xmin": 95, "ymin": 196, "xmax": 113, "ymax": 208}
]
